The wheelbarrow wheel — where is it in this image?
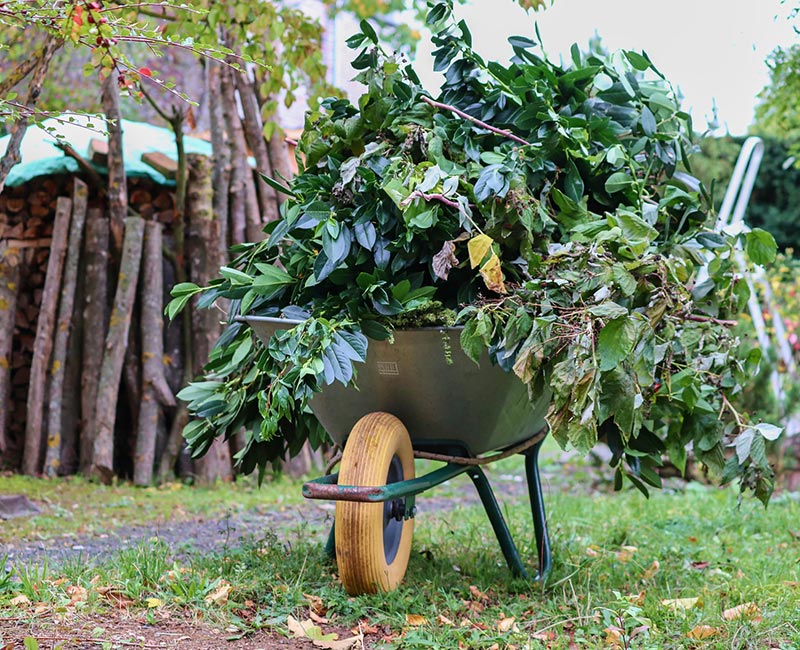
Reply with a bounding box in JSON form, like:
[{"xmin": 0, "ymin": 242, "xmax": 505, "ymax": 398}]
[{"xmin": 335, "ymin": 412, "xmax": 415, "ymax": 595}]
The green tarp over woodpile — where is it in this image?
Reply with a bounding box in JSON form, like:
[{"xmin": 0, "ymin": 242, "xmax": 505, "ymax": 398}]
[{"xmin": 0, "ymin": 115, "xmax": 213, "ymax": 187}]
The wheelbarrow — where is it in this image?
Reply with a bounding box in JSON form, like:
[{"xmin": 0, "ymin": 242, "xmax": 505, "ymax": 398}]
[{"xmin": 246, "ymin": 316, "xmax": 553, "ymax": 595}]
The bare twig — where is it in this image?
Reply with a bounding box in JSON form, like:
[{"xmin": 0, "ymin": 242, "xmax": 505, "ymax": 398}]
[
  {"xmin": 400, "ymin": 190, "xmax": 461, "ymax": 210},
  {"xmin": 686, "ymin": 314, "xmax": 738, "ymax": 327},
  {"xmin": 421, "ymin": 95, "xmax": 531, "ymax": 146}
]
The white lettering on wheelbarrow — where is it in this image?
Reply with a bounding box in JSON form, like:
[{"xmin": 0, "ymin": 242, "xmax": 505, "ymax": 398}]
[{"xmin": 376, "ymin": 361, "xmax": 400, "ymax": 376}]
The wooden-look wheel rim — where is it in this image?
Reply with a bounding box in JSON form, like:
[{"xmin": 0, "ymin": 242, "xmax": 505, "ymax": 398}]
[{"xmin": 335, "ymin": 412, "xmax": 415, "ymax": 595}]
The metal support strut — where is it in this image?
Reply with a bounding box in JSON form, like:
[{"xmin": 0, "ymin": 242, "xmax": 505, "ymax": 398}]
[{"xmin": 308, "ymin": 435, "xmax": 552, "ymax": 581}]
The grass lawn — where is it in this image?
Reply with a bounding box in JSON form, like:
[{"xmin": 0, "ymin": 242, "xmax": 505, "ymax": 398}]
[{"xmin": 1, "ymin": 457, "xmax": 799, "ymax": 648}]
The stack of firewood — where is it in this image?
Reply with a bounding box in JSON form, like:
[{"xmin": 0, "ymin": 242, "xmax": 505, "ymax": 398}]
[{"xmin": 0, "ymin": 172, "xmax": 197, "ymax": 483}]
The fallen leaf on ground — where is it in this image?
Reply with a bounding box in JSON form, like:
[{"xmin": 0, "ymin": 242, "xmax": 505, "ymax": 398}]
[
  {"xmin": 531, "ymin": 630, "xmax": 556, "ymax": 642},
  {"xmin": 469, "ymin": 585, "xmax": 489, "ymax": 602},
  {"xmin": 688, "ymin": 625, "xmax": 718, "ymax": 639},
  {"xmin": 722, "ymin": 602, "xmax": 760, "ymax": 621},
  {"xmin": 625, "ymin": 592, "xmax": 645, "ymax": 605},
  {"xmin": 9, "ymin": 595, "xmax": 31, "ymax": 607},
  {"xmin": 690, "ymin": 561, "xmax": 710, "ymax": 570},
  {"xmin": 287, "ymin": 615, "xmax": 336, "ymax": 641},
  {"xmin": 641, "ymin": 560, "xmax": 660, "ymax": 580},
  {"xmin": 617, "ymin": 545, "xmax": 638, "ymax": 562},
  {"xmin": 313, "ymin": 636, "xmax": 360, "ymax": 650},
  {"xmin": 145, "ymin": 597, "xmax": 163, "ymax": 608},
  {"xmin": 66, "ymin": 585, "xmax": 87, "ymax": 605},
  {"xmin": 205, "ymin": 580, "xmax": 232, "ymax": 606},
  {"xmin": 310, "ymin": 610, "xmax": 329, "ymax": 624},
  {"xmin": 586, "ymin": 546, "xmax": 599, "ymax": 557},
  {"xmin": 661, "ymin": 597, "xmax": 701, "ymax": 613},
  {"xmin": 96, "ymin": 587, "xmax": 134, "ymax": 608},
  {"xmin": 405, "ymin": 614, "xmax": 427, "ymax": 626},
  {"xmin": 304, "ymin": 592, "xmax": 327, "ymax": 616},
  {"xmin": 437, "ymin": 614, "xmax": 455, "ymax": 627},
  {"xmin": 497, "ymin": 617, "xmax": 516, "ymax": 632}
]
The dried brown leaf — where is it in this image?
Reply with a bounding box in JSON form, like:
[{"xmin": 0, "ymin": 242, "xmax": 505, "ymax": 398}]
[
  {"xmin": 722, "ymin": 602, "xmax": 760, "ymax": 621},
  {"xmin": 497, "ymin": 616, "xmax": 516, "ymax": 632},
  {"xmin": 687, "ymin": 625, "xmax": 718, "ymax": 639},
  {"xmin": 205, "ymin": 580, "xmax": 232, "ymax": 606},
  {"xmin": 405, "ymin": 614, "xmax": 427, "ymax": 626},
  {"xmin": 432, "ymin": 241, "xmax": 459, "ymax": 280},
  {"xmin": 641, "ymin": 559, "xmax": 660, "ymax": 580},
  {"xmin": 9, "ymin": 594, "xmax": 30, "ymax": 607}
]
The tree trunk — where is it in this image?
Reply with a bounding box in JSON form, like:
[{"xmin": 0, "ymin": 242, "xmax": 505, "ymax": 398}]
[
  {"xmin": 234, "ymin": 71, "xmax": 280, "ymax": 225},
  {"xmin": 22, "ymin": 196, "xmax": 72, "ymax": 475},
  {"xmin": 220, "ymin": 66, "xmax": 252, "ymax": 245},
  {"xmin": 90, "ymin": 216, "xmax": 145, "ymax": 483},
  {"xmin": 186, "ymin": 153, "xmax": 231, "ymax": 484},
  {"xmin": 79, "ymin": 209, "xmax": 108, "ymax": 474},
  {"xmin": 0, "ymin": 245, "xmax": 21, "ymax": 456},
  {"xmin": 0, "ymin": 37, "xmax": 60, "ymax": 194},
  {"xmin": 102, "ymin": 75, "xmax": 127, "ymax": 253},
  {"xmin": 208, "ymin": 60, "xmax": 231, "ymax": 255},
  {"xmin": 43, "ymin": 180, "xmax": 88, "ymax": 477},
  {"xmin": 134, "ymin": 221, "xmax": 175, "ymax": 486}
]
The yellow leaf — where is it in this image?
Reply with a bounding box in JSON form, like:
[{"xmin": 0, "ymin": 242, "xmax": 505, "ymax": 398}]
[
  {"xmin": 687, "ymin": 625, "xmax": 718, "ymax": 639},
  {"xmin": 722, "ymin": 602, "xmax": 760, "ymax": 621},
  {"xmin": 661, "ymin": 597, "xmax": 701, "ymax": 613},
  {"xmin": 145, "ymin": 597, "xmax": 163, "ymax": 608},
  {"xmin": 468, "ymin": 234, "xmax": 493, "ymax": 268},
  {"xmin": 406, "ymin": 614, "xmax": 427, "ymax": 626},
  {"xmin": 204, "ymin": 580, "xmax": 232, "ymax": 606},
  {"xmin": 478, "ymin": 253, "xmax": 507, "ymax": 294}
]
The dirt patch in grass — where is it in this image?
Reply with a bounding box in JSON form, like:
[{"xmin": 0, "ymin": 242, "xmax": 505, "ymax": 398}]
[{"xmin": 0, "ymin": 610, "xmax": 376, "ymax": 649}]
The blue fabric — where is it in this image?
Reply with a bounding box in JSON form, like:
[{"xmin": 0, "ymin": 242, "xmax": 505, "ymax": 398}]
[{"xmin": 0, "ymin": 115, "xmax": 213, "ymax": 187}]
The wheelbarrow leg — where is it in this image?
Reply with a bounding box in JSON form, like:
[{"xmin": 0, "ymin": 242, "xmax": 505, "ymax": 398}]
[
  {"xmin": 324, "ymin": 523, "xmax": 336, "ymax": 559},
  {"xmin": 466, "ymin": 467, "xmax": 528, "ymax": 580},
  {"xmin": 523, "ymin": 439, "xmax": 551, "ymax": 580}
]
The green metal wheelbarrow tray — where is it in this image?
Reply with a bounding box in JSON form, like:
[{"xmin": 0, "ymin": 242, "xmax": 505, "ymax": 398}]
[{"xmin": 245, "ymin": 316, "xmax": 553, "ymax": 595}]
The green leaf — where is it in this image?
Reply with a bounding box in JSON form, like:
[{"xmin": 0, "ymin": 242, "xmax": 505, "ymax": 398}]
[
  {"xmin": 605, "ymin": 171, "xmax": 633, "ymax": 194},
  {"xmin": 745, "ymin": 228, "xmax": 777, "ymax": 265},
  {"xmin": 460, "ymin": 319, "xmax": 483, "ymax": 365},
  {"xmin": 251, "ymin": 264, "xmax": 294, "ymax": 297},
  {"xmin": 754, "ymin": 422, "xmax": 782, "ymax": 441},
  {"xmin": 219, "ymin": 267, "xmax": 253, "ymax": 286},
  {"xmin": 259, "ymin": 172, "xmax": 297, "ymax": 198},
  {"xmin": 360, "ymin": 19, "xmax": 378, "ymax": 44},
  {"xmin": 588, "ymin": 302, "xmax": 628, "ymax": 319},
  {"xmin": 597, "ymin": 317, "xmax": 639, "ymax": 371}
]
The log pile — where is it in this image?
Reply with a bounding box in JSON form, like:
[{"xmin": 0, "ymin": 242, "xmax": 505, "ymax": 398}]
[{"xmin": 0, "ymin": 172, "xmax": 219, "ymax": 482}]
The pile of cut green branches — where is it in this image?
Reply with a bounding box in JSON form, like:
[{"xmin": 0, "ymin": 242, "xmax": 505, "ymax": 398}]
[{"xmin": 170, "ymin": 1, "xmax": 780, "ymax": 502}]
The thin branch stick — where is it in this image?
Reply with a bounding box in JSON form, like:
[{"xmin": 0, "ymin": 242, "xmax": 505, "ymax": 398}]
[
  {"xmin": 686, "ymin": 314, "xmax": 738, "ymax": 327},
  {"xmin": 421, "ymin": 95, "xmax": 531, "ymax": 146},
  {"xmin": 400, "ymin": 190, "xmax": 461, "ymax": 210}
]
